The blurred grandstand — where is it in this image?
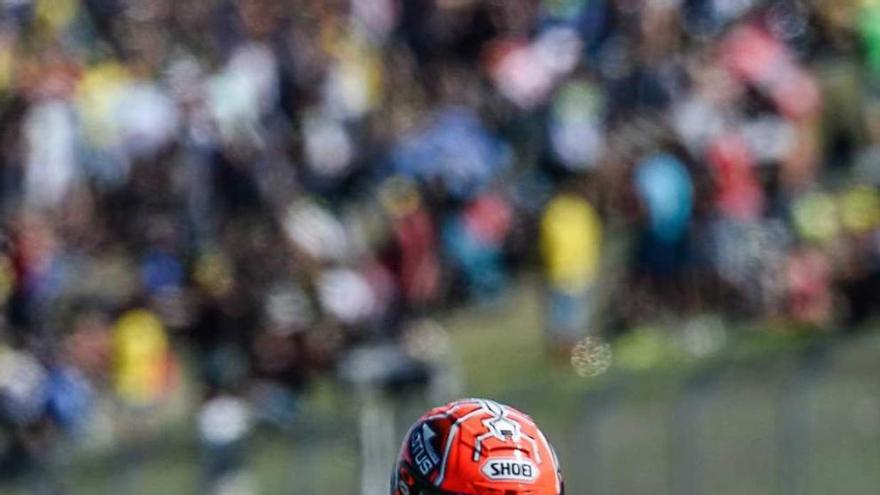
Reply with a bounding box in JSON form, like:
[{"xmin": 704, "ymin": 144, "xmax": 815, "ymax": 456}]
[{"xmin": 0, "ymin": 0, "xmax": 879, "ymax": 494}]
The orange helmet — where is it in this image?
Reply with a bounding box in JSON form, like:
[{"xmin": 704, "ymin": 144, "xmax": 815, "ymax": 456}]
[{"xmin": 392, "ymin": 398, "xmax": 564, "ymax": 495}]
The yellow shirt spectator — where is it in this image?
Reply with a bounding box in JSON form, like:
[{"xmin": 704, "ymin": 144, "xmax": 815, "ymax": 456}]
[
  {"xmin": 540, "ymin": 193, "xmax": 603, "ymax": 294},
  {"xmin": 112, "ymin": 308, "xmax": 170, "ymax": 407}
]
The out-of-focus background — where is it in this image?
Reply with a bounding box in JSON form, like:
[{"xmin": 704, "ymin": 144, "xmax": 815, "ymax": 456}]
[{"xmin": 0, "ymin": 0, "xmax": 879, "ymax": 494}]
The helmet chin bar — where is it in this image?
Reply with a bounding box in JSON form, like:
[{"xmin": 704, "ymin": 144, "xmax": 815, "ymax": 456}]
[
  {"xmin": 396, "ymin": 461, "xmax": 553, "ymax": 495},
  {"xmin": 394, "ymin": 461, "xmax": 466, "ymax": 495}
]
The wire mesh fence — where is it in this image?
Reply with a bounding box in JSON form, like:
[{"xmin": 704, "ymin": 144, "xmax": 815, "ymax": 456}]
[
  {"xmin": 2, "ymin": 334, "xmax": 879, "ymax": 495},
  {"xmin": 562, "ymin": 340, "xmax": 880, "ymax": 495}
]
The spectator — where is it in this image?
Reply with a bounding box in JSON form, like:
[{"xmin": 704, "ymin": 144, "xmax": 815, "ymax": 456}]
[{"xmin": 540, "ymin": 179, "xmax": 603, "ymax": 352}]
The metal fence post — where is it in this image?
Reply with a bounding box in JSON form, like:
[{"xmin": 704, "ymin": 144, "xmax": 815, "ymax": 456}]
[
  {"xmin": 669, "ymin": 366, "xmax": 722, "ymax": 495},
  {"xmin": 359, "ymin": 388, "xmax": 396, "ymax": 495},
  {"xmin": 570, "ymin": 386, "xmax": 621, "ymax": 495},
  {"xmin": 778, "ymin": 343, "xmax": 830, "ymax": 495}
]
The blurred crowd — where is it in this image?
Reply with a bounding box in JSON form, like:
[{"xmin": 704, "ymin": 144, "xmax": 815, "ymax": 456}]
[{"xmin": 1, "ymin": 0, "xmax": 880, "ymax": 490}]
